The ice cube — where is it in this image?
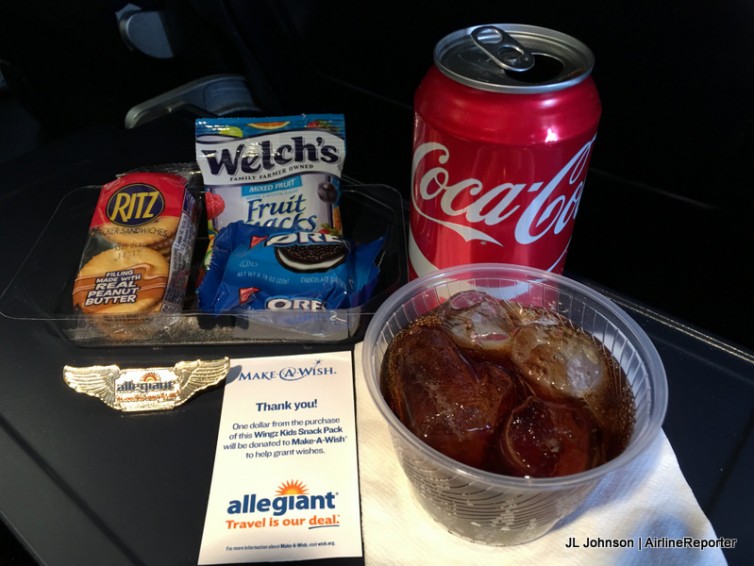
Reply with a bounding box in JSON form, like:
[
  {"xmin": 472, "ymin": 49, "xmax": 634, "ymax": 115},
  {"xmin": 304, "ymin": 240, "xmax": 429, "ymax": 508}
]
[
  {"xmin": 510, "ymin": 320, "xmax": 608, "ymax": 400},
  {"xmin": 497, "ymin": 396, "xmax": 598, "ymax": 477},
  {"xmin": 437, "ymin": 290, "xmax": 517, "ymax": 351},
  {"xmin": 381, "ymin": 323, "xmax": 520, "ymax": 470}
]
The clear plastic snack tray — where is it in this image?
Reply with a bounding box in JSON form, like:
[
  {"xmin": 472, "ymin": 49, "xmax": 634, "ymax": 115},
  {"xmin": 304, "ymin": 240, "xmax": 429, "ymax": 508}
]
[{"xmin": 0, "ymin": 184, "xmax": 407, "ymax": 347}]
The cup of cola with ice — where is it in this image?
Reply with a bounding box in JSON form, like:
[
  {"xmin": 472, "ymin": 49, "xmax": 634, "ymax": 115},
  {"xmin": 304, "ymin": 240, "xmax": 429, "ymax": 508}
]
[{"xmin": 362, "ymin": 263, "xmax": 668, "ymax": 546}]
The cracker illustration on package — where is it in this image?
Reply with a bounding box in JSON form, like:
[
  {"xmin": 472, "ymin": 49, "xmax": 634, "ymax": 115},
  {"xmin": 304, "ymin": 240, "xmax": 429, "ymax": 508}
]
[{"xmin": 63, "ymin": 358, "xmax": 230, "ymax": 412}]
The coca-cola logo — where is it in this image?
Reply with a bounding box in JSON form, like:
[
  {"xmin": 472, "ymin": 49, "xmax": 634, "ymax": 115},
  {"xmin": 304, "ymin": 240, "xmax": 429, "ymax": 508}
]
[{"xmin": 411, "ymin": 136, "xmax": 596, "ymax": 247}]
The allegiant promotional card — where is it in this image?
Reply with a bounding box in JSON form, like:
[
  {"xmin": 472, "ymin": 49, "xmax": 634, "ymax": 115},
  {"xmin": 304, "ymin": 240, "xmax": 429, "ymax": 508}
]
[{"xmin": 198, "ymin": 351, "xmax": 363, "ymax": 564}]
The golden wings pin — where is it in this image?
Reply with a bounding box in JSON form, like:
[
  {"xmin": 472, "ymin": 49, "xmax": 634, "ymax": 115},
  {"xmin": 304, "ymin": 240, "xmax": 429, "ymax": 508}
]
[{"xmin": 63, "ymin": 358, "xmax": 230, "ymax": 412}]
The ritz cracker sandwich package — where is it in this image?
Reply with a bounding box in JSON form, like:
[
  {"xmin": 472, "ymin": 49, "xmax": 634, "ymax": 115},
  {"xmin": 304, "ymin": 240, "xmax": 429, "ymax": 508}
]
[
  {"xmin": 72, "ymin": 170, "xmax": 199, "ymax": 338},
  {"xmin": 195, "ymin": 115, "xmax": 383, "ymax": 315}
]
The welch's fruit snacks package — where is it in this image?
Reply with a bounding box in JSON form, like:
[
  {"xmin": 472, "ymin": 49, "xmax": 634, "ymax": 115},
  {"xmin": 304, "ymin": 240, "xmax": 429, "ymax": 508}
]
[{"xmin": 195, "ymin": 115, "xmax": 346, "ymax": 270}]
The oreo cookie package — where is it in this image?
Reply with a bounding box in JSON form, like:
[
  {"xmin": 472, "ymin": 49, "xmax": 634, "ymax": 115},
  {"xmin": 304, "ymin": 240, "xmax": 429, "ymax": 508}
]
[{"xmin": 197, "ymin": 222, "xmax": 383, "ymax": 314}]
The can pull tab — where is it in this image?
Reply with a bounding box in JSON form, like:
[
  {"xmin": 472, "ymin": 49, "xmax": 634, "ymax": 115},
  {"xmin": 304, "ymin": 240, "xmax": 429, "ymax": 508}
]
[{"xmin": 471, "ymin": 26, "xmax": 535, "ymax": 72}]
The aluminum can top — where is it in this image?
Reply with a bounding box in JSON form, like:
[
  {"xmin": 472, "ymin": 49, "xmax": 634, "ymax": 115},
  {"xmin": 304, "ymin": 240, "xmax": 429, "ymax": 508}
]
[{"xmin": 435, "ymin": 24, "xmax": 595, "ymax": 94}]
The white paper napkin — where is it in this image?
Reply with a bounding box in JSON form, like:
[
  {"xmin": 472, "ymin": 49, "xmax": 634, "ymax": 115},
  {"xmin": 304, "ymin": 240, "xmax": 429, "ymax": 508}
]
[{"xmin": 354, "ymin": 343, "xmax": 728, "ymax": 565}]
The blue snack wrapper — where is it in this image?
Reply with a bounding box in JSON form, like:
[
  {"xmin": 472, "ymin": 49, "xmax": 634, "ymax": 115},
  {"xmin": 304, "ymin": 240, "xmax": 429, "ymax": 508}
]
[{"xmin": 198, "ymin": 222, "xmax": 383, "ymax": 314}]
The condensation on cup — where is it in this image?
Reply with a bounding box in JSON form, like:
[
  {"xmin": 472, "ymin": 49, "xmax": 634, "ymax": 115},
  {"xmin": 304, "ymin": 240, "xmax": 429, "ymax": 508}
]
[{"xmin": 410, "ymin": 24, "xmax": 602, "ymax": 280}]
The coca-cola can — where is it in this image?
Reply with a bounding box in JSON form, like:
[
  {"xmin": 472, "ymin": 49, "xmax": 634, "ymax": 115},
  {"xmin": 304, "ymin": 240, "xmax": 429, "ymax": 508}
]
[{"xmin": 410, "ymin": 24, "xmax": 601, "ymax": 279}]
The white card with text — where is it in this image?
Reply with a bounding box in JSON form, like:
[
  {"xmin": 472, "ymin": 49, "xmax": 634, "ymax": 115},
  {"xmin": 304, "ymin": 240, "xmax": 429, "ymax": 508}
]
[{"xmin": 198, "ymin": 351, "xmax": 363, "ymax": 564}]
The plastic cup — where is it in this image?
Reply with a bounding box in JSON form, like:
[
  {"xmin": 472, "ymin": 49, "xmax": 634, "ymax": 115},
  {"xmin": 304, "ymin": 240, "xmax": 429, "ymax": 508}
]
[{"xmin": 362, "ymin": 263, "xmax": 668, "ymax": 546}]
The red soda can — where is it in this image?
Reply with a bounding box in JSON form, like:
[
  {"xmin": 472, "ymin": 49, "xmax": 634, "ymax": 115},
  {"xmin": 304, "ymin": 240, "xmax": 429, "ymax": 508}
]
[{"xmin": 410, "ymin": 24, "xmax": 601, "ymax": 279}]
